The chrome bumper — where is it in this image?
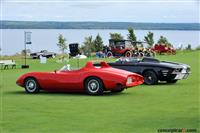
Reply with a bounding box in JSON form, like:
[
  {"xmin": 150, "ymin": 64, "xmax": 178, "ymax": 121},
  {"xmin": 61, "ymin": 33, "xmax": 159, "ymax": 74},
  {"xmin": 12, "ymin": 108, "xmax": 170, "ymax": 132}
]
[{"xmin": 174, "ymin": 68, "xmax": 191, "ymax": 80}]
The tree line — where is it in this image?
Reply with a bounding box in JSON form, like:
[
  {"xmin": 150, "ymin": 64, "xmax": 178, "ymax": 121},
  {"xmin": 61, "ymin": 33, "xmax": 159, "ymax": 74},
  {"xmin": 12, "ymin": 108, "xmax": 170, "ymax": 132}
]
[{"xmin": 56, "ymin": 27, "xmax": 183, "ymax": 55}]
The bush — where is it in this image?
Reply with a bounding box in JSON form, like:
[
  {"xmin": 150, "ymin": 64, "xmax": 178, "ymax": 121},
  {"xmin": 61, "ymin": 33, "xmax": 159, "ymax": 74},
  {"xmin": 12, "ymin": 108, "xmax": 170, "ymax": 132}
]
[
  {"xmin": 185, "ymin": 44, "xmax": 192, "ymax": 50},
  {"xmin": 195, "ymin": 45, "xmax": 200, "ymax": 50}
]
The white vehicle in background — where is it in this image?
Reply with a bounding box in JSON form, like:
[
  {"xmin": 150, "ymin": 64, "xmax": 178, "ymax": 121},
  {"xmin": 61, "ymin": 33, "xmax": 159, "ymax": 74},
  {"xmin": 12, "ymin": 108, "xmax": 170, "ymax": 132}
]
[{"xmin": 30, "ymin": 50, "xmax": 56, "ymax": 59}]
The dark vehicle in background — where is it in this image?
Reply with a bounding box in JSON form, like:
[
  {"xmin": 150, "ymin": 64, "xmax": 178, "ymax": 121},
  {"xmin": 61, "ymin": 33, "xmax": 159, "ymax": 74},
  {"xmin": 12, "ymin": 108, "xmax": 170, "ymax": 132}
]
[
  {"xmin": 30, "ymin": 50, "xmax": 56, "ymax": 59},
  {"xmin": 107, "ymin": 57, "xmax": 190, "ymax": 85},
  {"xmin": 103, "ymin": 39, "xmax": 154, "ymax": 57},
  {"xmin": 69, "ymin": 43, "xmax": 81, "ymax": 57}
]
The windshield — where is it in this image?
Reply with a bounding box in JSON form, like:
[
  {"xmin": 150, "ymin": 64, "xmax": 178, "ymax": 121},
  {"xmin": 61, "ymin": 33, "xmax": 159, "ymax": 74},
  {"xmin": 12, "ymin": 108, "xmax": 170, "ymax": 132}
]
[
  {"xmin": 117, "ymin": 57, "xmax": 141, "ymax": 63},
  {"xmin": 59, "ymin": 65, "xmax": 70, "ymax": 71},
  {"xmin": 59, "ymin": 65, "xmax": 81, "ymax": 71}
]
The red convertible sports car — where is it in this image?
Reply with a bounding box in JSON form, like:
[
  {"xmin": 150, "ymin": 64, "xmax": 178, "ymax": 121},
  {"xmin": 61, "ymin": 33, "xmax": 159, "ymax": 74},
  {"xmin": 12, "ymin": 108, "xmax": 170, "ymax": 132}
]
[{"xmin": 16, "ymin": 62, "xmax": 144, "ymax": 95}]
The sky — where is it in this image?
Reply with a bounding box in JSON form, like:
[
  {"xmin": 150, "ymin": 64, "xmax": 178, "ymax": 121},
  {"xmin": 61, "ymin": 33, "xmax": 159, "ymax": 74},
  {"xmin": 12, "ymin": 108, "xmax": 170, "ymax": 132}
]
[{"xmin": 0, "ymin": 0, "xmax": 200, "ymax": 23}]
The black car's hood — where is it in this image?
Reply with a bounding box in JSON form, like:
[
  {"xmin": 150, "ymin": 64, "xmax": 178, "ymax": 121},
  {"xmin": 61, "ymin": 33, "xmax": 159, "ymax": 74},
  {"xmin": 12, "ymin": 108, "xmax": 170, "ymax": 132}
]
[
  {"xmin": 109, "ymin": 60, "xmax": 190, "ymax": 69},
  {"xmin": 158, "ymin": 61, "xmax": 190, "ymax": 69}
]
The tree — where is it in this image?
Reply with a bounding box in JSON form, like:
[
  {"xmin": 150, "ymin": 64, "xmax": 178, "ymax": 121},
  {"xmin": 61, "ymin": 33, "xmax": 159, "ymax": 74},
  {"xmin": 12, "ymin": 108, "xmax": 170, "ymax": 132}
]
[
  {"xmin": 81, "ymin": 36, "xmax": 95, "ymax": 56},
  {"xmin": 21, "ymin": 49, "xmax": 31, "ymax": 56},
  {"xmin": 157, "ymin": 36, "xmax": 172, "ymax": 47},
  {"xmin": 109, "ymin": 33, "xmax": 124, "ymax": 41},
  {"xmin": 94, "ymin": 34, "xmax": 104, "ymax": 52},
  {"xmin": 127, "ymin": 27, "xmax": 137, "ymax": 42},
  {"xmin": 57, "ymin": 34, "xmax": 68, "ymax": 54},
  {"xmin": 144, "ymin": 31, "xmax": 154, "ymax": 47},
  {"xmin": 185, "ymin": 44, "xmax": 192, "ymax": 50},
  {"xmin": 195, "ymin": 45, "xmax": 200, "ymax": 50}
]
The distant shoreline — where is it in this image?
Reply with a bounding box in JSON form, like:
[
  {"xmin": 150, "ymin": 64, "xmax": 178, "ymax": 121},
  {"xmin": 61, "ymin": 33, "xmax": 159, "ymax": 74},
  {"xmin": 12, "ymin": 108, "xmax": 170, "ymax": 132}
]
[
  {"xmin": 1, "ymin": 21, "xmax": 200, "ymax": 30},
  {"xmin": 1, "ymin": 29, "xmax": 200, "ymax": 31}
]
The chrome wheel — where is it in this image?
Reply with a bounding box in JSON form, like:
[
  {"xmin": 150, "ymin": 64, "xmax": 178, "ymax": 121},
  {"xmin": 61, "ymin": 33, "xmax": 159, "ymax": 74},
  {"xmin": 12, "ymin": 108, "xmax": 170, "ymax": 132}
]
[
  {"xmin": 25, "ymin": 78, "xmax": 40, "ymax": 93},
  {"xmin": 85, "ymin": 77, "xmax": 104, "ymax": 95},
  {"xmin": 88, "ymin": 79, "xmax": 99, "ymax": 93}
]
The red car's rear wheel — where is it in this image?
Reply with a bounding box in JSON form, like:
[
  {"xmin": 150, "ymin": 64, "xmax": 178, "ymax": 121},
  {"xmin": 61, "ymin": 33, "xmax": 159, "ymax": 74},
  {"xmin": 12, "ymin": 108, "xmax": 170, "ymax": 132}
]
[
  {"xmin": 85, "ymin": 77, "xmax": 104, "ymax": 95},
  {"xmin": 24, "ymin": 78, "xmax": 40, "ymax": 93}
]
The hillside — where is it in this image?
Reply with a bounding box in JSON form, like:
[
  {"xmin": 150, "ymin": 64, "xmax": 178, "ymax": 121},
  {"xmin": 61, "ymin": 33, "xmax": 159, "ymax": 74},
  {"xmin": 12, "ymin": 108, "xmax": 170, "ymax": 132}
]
[{"xmin": 1, "ymin": 21, "xmax": 200, "ymax": 30}]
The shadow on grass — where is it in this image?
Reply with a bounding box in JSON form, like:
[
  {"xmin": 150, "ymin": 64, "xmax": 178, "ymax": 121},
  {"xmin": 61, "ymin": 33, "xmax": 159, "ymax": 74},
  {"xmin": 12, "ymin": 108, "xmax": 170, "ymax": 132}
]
[
  {"xmin": 142, "ymin": 82, "xmax": 181, "ymax": 86},
  {"xmin": 5, "ymin": 90, "xmax": 128, "ymax": 97}
]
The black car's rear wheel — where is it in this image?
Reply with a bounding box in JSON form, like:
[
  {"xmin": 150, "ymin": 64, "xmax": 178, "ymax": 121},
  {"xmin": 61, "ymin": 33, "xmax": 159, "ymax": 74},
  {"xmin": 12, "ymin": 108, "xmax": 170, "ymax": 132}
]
[
  {"xmin": 24, "ymin": 78, "xmax": 40, "ymax": 93},
  {"xmin": 85, "ymin": 77, "xmax": 104, "ymax": 95},
  {"xmin": 143, "ymin": 71, "xmax": 158, "ymax": 85}
]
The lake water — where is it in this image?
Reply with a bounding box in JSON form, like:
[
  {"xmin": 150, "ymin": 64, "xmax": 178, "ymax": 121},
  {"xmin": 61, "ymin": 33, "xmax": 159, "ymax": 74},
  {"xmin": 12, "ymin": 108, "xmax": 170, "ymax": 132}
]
[{"xmin": 1, "ymin": 29, "xmax": 200, "ymax": 55}]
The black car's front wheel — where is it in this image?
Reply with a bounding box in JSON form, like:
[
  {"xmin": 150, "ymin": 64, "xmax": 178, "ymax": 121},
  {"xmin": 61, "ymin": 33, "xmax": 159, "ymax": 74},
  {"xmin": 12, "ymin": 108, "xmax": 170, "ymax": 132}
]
[
  {"xmin": 85, "ymin": 77, "xmax": 104, "ymax": 95},
  {"xmin": 24, "ymin": 78, "xmax": 40, "ymax": 93},
  {"xmin": 143, "ymin": 71, "xmax": 158, "ymax": 85}
]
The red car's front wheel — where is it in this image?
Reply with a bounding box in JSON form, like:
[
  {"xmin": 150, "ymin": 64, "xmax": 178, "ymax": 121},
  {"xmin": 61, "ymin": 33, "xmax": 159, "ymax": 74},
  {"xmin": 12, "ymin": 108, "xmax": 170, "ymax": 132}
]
[
  {"xmin": 24, "ymin": 78, "xmax": 40, "ymax": 93},
  {"xmin": 85, "ymin": 77, "xmax": 104, "ymax": 95}
]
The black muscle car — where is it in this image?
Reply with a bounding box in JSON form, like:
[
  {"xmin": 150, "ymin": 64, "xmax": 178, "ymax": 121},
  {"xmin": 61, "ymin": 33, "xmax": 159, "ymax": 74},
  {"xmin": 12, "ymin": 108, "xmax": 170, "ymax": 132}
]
[{"xmin": 107, "ymin": 57, "xmax": 191, "ymax": 85}]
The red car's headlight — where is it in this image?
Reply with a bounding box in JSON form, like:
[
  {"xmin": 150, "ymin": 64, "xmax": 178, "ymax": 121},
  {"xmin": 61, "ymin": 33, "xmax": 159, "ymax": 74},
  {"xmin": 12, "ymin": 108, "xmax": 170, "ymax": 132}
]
[{"xmin": 126, "ymin": 77, "xmax": 133, "ymax": 84}]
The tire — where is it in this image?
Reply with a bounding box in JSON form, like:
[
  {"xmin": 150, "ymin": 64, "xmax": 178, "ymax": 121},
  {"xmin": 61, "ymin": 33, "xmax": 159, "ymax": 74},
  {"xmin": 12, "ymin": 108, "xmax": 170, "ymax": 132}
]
[
  {"xmin": 24, "ymin": 78, "xmax": 40, "ymax": 93},
  {"xmin": 167, "ymin": 80, "xmax": 178, "ymax": 83},
  {"xmin": 106, "ymin": 51, "xmax": 113, "ymax": 57},
  {"xmin": 125, "ymin": 51, "xmax": 132, "ymax": 57},
  {"xmin": 139, "ymin": 52, "xmax": 144, "ymax": 57},
  {"xmin": 167, "ymin": 51, "xmax": 172, "ymax": 55},
  {"xmin": 84, "ymin": 77, "xmax": 104, "ymax": 95},
  {"xmin": 143, "ymin": 71, "xmax": 158, "ymax": 85},
  {"xmin": 151, "ymin": 52, "xmax": 155, "ymax": 57}
]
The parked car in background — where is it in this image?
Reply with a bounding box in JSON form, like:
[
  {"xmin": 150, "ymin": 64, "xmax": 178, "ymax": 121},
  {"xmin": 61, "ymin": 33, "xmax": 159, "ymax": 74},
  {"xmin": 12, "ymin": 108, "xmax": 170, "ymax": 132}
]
[
  {"xmin": 103, "ymin": 39, "xmax": 154, "ymax": 57},
  {"xmin": 30, "ymin": 50, "xmax": 56, "ymax": 59},
  {"xmin": 106, "ymin": 57, "xmax": 190, "ymax": 85},
  {"xmin": 69, "ymin": 43, "xmax": 81, "ymax": 57},
  {"xmin": 16, "ymin": 61, "xmax": 144, "ymax": 95},
  {"xmin": 151, "ymin": 44, "xmax": 176, "ymax": 55}
]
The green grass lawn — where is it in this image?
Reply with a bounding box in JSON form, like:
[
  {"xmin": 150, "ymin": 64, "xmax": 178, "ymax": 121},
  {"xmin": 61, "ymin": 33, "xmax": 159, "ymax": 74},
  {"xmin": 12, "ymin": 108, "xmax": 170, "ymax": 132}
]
[{"xmin": 0, "ymin": 51, "xmax": 199, "ymax": 133}]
